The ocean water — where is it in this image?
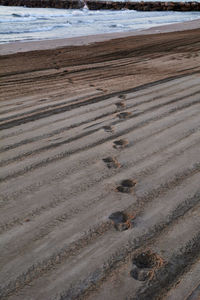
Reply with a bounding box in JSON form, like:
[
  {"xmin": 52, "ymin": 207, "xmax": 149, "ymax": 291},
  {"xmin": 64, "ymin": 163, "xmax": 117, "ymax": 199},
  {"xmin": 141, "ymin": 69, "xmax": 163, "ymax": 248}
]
[{"xmin": 0, "ymin": 5, "xmax": 200, "ymax": 44}]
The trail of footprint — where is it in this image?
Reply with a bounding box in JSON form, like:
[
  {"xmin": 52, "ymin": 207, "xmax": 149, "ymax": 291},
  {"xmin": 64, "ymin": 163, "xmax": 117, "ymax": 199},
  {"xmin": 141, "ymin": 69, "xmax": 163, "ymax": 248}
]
[{"xmin": 105, "ymin": 96, "xmax": 136, "ymax": 233}]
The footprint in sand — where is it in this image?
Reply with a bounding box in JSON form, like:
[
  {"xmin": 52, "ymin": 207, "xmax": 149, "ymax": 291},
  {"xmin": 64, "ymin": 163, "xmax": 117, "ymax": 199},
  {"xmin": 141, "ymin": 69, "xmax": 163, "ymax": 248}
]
[
  {"xmin": 118, "ymin": 94, "xmax": 127, "ymax": 100},
  {"xmin": 103, "ymin": 125, "xmax": 114, "ymax": 133},
  {"xmin": 109, "ymin": 211, "xmax": 134, "ymax": 231},
  {"xmin": 115, "ymin": 101, "xmax": 126, "ymax": 110},
  {"xmin": 117, "ymin": 179, "xmax": 136, "ymax": 194},
  {"xmin": 117, "ymin": 112, "xmax": 131, "ymax": 119},
  {"xmin": 130, "ymin": 250, "xmax": 164, "ymax": 281},
  {"xmin": 103, "ymin": 157, "xmax": 120, "ymax": 169},
  {"xmin": 113, "ymin": 139, "xmax": 129, "ymax": 149}
]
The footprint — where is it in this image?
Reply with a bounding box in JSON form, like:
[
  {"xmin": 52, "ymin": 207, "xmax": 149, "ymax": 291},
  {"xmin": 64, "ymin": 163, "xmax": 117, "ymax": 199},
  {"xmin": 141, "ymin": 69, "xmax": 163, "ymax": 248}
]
[
  {"xmin": 118, "ymin": 94, "xmax": 126, "ymax": 100},
  {"xmin": 130, "ymin": 250, "xmax": 163, "ymax": 281},
  {"xmin": 113, "ymin": 139, "xmax": 129, "ymax": 149},
  {"xmin": 103, "ymin": 157, "xmax": 120, "ymax": 169},
  {"xmin": 117, "ymin": 179, "xmax": 136, "ymax": 194},
  {"xmin": 109, "ymin": 211, "xmax": 134, "ymax": 231},
  {"xmin": 117, "ymin": 112, "xmax": 131, "ymax": 119},
  {"xmin": 115, "ymin": 101, "xmax": 126, "ymax": 110},
  {"xmin": 103, "ymin": 125, "xmax": 114, "ymax": 133}
]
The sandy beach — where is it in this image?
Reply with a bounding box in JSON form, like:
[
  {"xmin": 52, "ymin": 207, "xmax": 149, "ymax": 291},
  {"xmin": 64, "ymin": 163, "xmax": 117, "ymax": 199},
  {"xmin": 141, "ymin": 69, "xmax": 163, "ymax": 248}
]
[{"xmin": 0, "ymin": 19, "xmax": 200, "ymax": 300}]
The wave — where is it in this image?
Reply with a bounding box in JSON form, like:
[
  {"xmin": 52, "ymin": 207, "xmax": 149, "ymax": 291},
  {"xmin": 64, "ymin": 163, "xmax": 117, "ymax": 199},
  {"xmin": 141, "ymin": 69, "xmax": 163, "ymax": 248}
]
[
  {"xmin": 11, "ymin": 11, "xmax": 71, "ymax": 19},
  {"xmin": 109, "ymin": 23, "xmax": 127, "ymax": 28},
  {"xmin": 1, "ymin": 6, "xmax": 200, "ymax": 44},
  {"xmin": 0, "ymin": 23, "xmax": 72, "ymax": 35},
  {"xmin": 9, "ymin": 8, "xmax": 95, "ymax": 19},
  {"xmin": 12, "ymin": 13, "xmax": 30, "ymax": 17},
  {"xmin": 0, "ymin": 17, "xmax": 37, "ymax": 23}
]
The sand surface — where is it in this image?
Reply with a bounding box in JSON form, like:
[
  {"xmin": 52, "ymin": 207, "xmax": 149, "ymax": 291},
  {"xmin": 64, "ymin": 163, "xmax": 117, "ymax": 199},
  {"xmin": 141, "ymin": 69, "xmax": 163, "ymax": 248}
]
[{"xmin": 0, "ymin": 23, "xmax": 200, "ymax": 300}]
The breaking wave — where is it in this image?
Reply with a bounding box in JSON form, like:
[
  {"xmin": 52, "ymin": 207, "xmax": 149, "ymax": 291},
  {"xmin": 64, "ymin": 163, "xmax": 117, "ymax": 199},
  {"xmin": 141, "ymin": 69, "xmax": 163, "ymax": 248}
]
[{"xmin": 0, "ymin": 5, "xmax": 200, "ymax": 43}]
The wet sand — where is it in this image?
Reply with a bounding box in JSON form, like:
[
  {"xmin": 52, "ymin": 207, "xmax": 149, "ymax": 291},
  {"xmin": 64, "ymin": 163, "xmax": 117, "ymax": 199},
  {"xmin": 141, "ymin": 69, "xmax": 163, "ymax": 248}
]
[
  {"xmin": 0, "ymin": 21, "xmax": 200, "ymax": 300},
  {"xmin": 1, "ymin": 18, "xmax": 200, "ymax": 55}
]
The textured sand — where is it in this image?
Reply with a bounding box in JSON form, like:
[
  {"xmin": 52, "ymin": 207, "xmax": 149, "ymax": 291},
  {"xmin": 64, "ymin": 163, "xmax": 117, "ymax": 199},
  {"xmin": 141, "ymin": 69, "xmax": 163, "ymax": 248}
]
[{"xmin": 0, "ymin": 24, "xmax": 200, "ymax": 300}]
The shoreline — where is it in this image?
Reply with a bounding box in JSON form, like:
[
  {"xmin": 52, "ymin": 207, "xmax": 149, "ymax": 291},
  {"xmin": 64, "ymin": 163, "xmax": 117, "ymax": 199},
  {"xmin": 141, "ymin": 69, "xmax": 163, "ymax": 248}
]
[{"xmin": 0, "ymin": 18, "xmax": 200, "ymax": 55}]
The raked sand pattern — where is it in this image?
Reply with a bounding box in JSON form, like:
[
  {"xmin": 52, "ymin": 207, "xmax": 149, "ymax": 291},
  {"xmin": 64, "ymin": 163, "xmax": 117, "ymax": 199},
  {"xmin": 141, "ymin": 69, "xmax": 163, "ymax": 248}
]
[{"xmin": 0, "ymin": 28, "xmax": 200, "ymax": 300}]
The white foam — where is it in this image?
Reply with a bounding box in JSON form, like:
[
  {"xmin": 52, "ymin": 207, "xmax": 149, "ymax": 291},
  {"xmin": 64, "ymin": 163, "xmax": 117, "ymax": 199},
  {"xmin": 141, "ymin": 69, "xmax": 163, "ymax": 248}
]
[{"xmin": 0, "ymin": 5, "xmax": 200, "ymax": 43}]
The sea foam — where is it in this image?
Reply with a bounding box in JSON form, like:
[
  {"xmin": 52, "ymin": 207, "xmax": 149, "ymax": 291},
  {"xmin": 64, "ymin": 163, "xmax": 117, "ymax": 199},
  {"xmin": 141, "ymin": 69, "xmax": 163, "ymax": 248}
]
[{"xmin": 0, "ymin": 5, "xmax": 200, "ymax": 44}]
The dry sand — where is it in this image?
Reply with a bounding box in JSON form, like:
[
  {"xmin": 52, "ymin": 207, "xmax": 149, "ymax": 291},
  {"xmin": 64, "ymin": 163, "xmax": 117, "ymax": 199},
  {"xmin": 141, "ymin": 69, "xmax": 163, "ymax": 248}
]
[{"xmin": 0, "ymin": 19, "xmax": 200, "ymax": 300}]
